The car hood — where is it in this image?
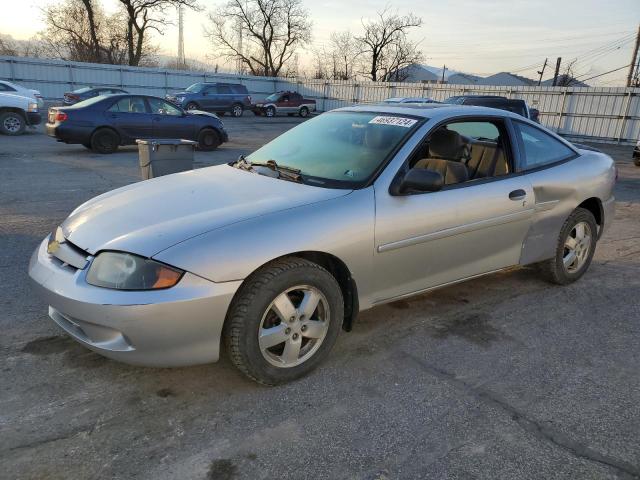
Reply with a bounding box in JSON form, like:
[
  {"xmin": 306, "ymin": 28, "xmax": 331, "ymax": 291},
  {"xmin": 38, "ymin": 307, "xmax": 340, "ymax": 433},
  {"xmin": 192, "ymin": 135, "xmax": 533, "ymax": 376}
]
[
  {"xmin": 61, "ymin": 165, "xmax": 351, "ymax": 258},
  {"xmin": 186, "ymin": 110, "xmax": 219, "ymax": 119}
]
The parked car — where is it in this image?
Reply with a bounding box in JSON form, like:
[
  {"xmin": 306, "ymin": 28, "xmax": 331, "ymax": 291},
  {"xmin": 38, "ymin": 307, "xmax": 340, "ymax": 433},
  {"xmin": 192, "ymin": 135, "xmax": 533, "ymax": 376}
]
[
  {"xmin": 46, "ymin": 94, "xmax": 228, "ymax": 153},
  {"xmin": 252, "ymin": 91, "xmax": 316, "ymax": 117},
  {"xmin": 443, "ymin": 95, "xmax": 538, "ymax": 122},
  {"xmin": 634, "ymin": 139, "xmax": 640, "ymax": 166},
  {"xmin": 165, "ymin": 82, "xmax": 251, "ymax": 117},
  {"xmin": 63, "ymin": 87, "xmax": 128, "ymax": 105},
  {"xmin": 0, "ymin": 92, "xmax": 41, "ymax": 135},
  {"xmin": 0, "ymin": 80, "xmax": 44, "ymax": 108},
  {"xmin": 383, "ymin": 97, "xmax": 438, "ymax": 105},
  {"xmin": 29, "ymin": 104, "xmax": 615, "ymax": 385}
]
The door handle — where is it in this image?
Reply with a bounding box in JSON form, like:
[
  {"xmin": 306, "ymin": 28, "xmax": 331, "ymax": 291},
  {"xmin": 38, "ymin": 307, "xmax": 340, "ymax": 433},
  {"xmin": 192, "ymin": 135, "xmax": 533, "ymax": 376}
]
[{"xmin": 509, "ymin": 189, "xmax": 527, "ymax": 201}]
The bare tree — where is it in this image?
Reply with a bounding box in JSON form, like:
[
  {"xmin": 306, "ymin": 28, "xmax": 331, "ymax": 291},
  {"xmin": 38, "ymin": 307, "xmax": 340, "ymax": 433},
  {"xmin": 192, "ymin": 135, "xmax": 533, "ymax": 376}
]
[
  {"xmin": 0, "ymin": 35, "xmax": 19, "ymax": 56},
  {"xmin": 379, "ymin": 36, "xmax": 423, "ymax": 81},
  {"xmin": 329, "ymin": 31, "xmax": 360, "ymax": 80},
  {"xmin": 117, "ymin": 0, "xmax": 198, "ymax": 66},
  {"xmin": 356, "ymin": 7, "xmax": 422, "ymax": 81},
  {"xmin": 556, "ymin": 59, "xmax": 579, "ymax": 86},
  {"xmin": 39, "ymin": 0, "xmax": 130, "ymax": 64},
  {"xmin": 204, "ymin": 0, "xmax": 311, "ymax": 77}
]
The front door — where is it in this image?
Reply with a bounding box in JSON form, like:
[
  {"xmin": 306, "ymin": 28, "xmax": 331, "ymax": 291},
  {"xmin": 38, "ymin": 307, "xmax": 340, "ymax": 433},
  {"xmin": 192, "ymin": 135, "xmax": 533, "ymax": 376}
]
[
  {"xmin": 372, "ymin": 117, "xmax": 535, "ymax": 303},
  {"xmin": 147, "ymin": 98, "xmax": 193, "ymax": 139}
]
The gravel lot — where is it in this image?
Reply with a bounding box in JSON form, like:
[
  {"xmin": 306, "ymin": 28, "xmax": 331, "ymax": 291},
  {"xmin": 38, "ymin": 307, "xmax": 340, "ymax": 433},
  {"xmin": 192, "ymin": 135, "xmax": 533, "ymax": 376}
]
[{"xmin": 1, "ymin": 116, "xmax": 639, "ymax": 480}]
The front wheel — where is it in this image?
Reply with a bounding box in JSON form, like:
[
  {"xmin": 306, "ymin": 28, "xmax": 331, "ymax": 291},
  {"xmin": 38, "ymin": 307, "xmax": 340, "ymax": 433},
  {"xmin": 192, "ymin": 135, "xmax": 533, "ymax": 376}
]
[
  {"xmin": 197, "ymin": 128, "xmax": 221, "ymax": 151},
  {"xmin": 299, "ymin": 106, "xmax": 309, "ymax": 118},
  {"xmin": 0, "ymin": 111, "xmax": 26, "ymax": 135},
  {"xmin": 185, "ymin": 102, "xmax": 199, "ymax": 111},
  {"xmin": 224, "ymin": 257, "xmax": 344, "ymax": 385},
  {"xmin": 538, "ymin": 207, "xmax": 598, "ymax": 285},
  {"xmin": 231, "ymin": 104, "xmax": 244, "ymax": 117},
  {"xmin": 265, "ymin": 106, "xmax": 276, "ymax": 117}
]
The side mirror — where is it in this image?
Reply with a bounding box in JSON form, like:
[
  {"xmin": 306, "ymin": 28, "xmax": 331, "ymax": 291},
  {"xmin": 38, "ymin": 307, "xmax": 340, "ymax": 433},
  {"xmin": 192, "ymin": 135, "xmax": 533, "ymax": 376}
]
[{"xmin": 395, "ymin": 168, "xmax": 443, "ymax": 194}]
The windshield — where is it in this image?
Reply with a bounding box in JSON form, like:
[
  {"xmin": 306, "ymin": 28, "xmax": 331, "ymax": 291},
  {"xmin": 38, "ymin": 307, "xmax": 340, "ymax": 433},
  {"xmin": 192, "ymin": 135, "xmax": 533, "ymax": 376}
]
[
  {"xmin": 68, "ymin": 95, "xmax": 112, "ymax": 109},
  {"xmin": 185, "ymin": 83, "xmax": 204, "ymax": 93},
  {"xmin": 265, "ymin": 93, "xmax": 280, "ymax": 102},
  {"xmin": 246, "ymin": 111, "xmax": 422, "ymax": 188},
  {"xmin": 72, "ymin": 87, "xmax": 92, "ymax": 94}
]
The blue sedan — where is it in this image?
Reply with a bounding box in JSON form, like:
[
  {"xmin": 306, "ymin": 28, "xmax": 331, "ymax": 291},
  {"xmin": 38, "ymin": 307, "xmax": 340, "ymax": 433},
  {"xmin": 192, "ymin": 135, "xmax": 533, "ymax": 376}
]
[{"xmin": 46, "ymin": 94, "xmax": 228, "ymax": 153}]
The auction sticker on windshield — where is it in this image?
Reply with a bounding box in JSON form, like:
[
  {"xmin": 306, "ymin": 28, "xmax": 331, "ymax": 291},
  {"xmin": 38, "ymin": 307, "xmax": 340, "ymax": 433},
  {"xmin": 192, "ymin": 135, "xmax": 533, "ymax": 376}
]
[{"xmin": 368, "ymin": 116, "xmax": 418, "ymax": 128}]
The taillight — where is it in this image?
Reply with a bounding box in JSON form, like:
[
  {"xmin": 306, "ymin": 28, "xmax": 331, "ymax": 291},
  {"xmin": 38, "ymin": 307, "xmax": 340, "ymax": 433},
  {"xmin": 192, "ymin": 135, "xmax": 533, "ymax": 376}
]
[{"xmin": 56, "ymin": 112, "xmax": 68, "ymax": 122}]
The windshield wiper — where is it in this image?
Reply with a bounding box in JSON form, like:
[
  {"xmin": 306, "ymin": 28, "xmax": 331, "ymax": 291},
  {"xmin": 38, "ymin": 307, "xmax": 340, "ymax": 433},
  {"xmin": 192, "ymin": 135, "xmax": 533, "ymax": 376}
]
[{"xmin": 234, "ymin": 156, "xmax": 303, "ymax": 183}]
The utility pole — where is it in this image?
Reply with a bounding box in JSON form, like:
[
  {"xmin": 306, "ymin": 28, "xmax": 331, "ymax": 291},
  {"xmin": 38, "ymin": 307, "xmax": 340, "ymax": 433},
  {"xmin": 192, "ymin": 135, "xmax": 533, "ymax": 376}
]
[
  {"xmin": 537, "ymin": 58, "xmax": 548, "ymax": 86},
  {"xmin": 441, "ymin": 65, "xmax": 447, "ymax": 84},
  {"xmin": 626, "ymin": 23, "xmax": 640, "ymax": 87},
  {"xmin": 177, "ymin": 6, "xmax": 185, "ymax": 69},
  {"xmin": 552, "ymin": 57, "xmax": 562, "ymax": 86}
]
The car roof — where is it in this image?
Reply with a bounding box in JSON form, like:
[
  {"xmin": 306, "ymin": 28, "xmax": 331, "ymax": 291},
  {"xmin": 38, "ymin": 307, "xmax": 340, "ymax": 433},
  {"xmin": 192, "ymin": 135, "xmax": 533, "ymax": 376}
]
[{"xmin": 334, "ymin": 103, "xmax": 525, "ymax": 121}]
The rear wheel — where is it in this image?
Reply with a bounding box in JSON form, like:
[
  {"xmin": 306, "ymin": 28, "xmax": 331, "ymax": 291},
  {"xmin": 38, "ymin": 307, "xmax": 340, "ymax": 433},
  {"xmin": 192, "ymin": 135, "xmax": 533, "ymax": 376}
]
[
  {"xmin": 90, "ymin": 128, "xmax": 119, "ymax": 154},
  {"xmin": 197, "ymin": 128, "xmax": 221, "ymax": 151},
  {"xmin": 0, "ymin": 111, "xmax": 26, "ymax": 135},
  {"xmin": 185, "ymin": 102, "xmax": 199, "ymax": 111},
  {"xmin": 538, "ymin": 208, "xmax": 597, "ymax": 285},
  {"xmin": 224, "ymin": 257, "xmax": 344, "ymax": 385},
  {"xmin": 299, "ymin": 106, "xmax": 309, "ymax": 118},
  {"xmin": 265, "ymin": 106, "xmax": 276, "ymax": 118},
  {"xmin": 231, "ymin": 103, "xmax": 244, "ymax": 117}
]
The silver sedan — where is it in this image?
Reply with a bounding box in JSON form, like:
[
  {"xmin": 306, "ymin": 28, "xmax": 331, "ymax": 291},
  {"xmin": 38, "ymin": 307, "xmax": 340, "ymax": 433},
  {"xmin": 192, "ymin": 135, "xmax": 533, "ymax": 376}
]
[{"xmin": 29, "ymin": 104, "xmax": 616, "ymax": 385}]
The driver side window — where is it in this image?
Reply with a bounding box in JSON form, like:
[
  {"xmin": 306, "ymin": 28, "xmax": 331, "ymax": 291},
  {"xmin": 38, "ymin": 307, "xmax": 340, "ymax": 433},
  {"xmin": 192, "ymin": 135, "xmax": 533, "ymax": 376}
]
[
  {"xmin": 148, "ymin": 98, "xmax": 182, "ymax": 116},
  {"xmin": 408, "ymin": 119, "xmax": 511, "ymax": 187}
]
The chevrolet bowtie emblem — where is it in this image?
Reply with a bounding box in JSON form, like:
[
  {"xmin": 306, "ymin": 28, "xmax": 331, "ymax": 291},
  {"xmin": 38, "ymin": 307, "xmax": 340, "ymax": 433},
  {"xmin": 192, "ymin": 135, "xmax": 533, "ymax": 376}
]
[
  {"xmin": 47, "ymin": 239, "xmax": 60, "ymax": 255},
  {"xmin": 47, "ymin": 227, "xmax": 64, "ymax": 255}
]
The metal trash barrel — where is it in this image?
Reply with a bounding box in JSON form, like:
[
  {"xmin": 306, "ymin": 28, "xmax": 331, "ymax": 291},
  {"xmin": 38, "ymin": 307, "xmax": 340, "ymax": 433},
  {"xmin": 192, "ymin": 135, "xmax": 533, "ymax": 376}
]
[{"xmin": 136, "ymin": 139, "xmax": 197, "ymax": 180}]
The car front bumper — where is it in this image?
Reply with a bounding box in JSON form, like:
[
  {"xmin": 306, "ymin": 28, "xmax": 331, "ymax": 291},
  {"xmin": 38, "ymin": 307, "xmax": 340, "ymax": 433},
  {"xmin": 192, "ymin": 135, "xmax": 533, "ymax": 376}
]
[
  {"xmin": 28, "ymin": 237, "xmax": 242, "ymax": 367},
  {"xmin": 27, "ymin": 112, "xmax": 42, "ymax": 126}
]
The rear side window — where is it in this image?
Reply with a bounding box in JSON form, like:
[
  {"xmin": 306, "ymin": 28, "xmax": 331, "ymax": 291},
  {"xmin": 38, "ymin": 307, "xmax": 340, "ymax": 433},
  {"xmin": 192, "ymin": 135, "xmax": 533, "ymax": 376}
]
[
  {"xmin": 230, "ymin": 84, "xmax": 247, "ymax": 94},
  {"xmin": 108, "ymin": 97, "xmax": 148, "ymax": 113},
  {"xmin": 217, "ymin": 85, "xmax": 231, "ymax": 94},
  {"xmin": 513, "ymin": 121, "xmax": 575, "ymax": 170}
]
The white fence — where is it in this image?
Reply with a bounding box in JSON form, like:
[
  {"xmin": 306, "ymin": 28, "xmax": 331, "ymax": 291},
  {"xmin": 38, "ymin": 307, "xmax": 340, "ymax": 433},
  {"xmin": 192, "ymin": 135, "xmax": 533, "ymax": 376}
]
[{"xmin": 1, "ymin": 55, "xmax": 639, "ymax": 144}]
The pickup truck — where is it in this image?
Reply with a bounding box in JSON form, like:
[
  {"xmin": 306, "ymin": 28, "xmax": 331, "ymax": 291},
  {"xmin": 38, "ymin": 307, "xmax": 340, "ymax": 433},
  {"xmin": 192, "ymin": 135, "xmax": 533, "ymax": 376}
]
[
  {"xmin": 0, "ymin": 92, "xmax": 41, "ymax": 135},
  {"xmin": 252, "ymin": 91, "xmax": 316, "ymax": 118}
]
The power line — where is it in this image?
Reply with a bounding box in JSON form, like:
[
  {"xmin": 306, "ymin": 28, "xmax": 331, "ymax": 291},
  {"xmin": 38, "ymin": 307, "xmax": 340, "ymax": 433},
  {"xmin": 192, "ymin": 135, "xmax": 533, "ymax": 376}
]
[{"xmin": 576, "ymin": 64, "xmax": 631, "ymax": 82}]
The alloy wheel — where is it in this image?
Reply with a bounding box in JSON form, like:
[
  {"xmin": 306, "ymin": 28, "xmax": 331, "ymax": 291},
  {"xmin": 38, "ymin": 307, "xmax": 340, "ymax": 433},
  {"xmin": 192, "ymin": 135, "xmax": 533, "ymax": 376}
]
[
  {"xmin": 4, "ymin": 115, "xmax": 22, "ymax": 133},
  {"xmin": 258, "ymin": 285, "xmax": 330, "ymax": 368},
  {"xmin": 563, "ymin": 221, "xmax": 592, "ymax": 273},
  {"xmin": 232, "ymin": 105, "xmax": 243, "ymax": 117}
]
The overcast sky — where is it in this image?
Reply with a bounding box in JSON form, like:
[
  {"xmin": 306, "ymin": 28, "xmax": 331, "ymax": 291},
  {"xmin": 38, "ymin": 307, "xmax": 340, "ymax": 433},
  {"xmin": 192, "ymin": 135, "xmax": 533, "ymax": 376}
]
[{"xmin": 3, "ymin": 0, "xmax": 638, "ymax": 85}]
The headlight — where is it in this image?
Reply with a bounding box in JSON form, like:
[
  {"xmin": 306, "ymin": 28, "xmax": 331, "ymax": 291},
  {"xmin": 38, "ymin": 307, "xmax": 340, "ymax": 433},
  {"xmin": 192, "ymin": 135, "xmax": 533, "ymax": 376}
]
[
  {"xmin": 27, "ymin": 102, "xmax": 38, "ymax": 112},
  {"xmin": 86, "ymin": 252, "xmax": 184, "ymax": 290}
]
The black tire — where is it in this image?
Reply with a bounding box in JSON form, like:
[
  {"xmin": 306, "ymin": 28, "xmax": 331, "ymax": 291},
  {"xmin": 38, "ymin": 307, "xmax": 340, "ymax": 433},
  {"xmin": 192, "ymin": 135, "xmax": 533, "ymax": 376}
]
[
  {"xmin": 299, "ymin": 106, "xmax": 309, "ymax": 118},
  {"xmin": 90, "ymin": 128, "xmax": 119, "ymax": 154},
  {"xmin": 224, "ymin": 257, "xmax": 344, "ymax": 385},
  {"xmin": 634, "ymin": 157, "xmax": 640, "ymax": 167},
  {"xmin": 538, "ymin": 207, "xmax": 598, "ymax": 285},
  {"xmin": 197, "ymin": 128, "xmax": 221, "ymax": 151},
  {"xmin": 231, "ymin": 103, "xmax": 244, "ymax": 117},
  {"xmin": 0, "ymin": 111, "xmax": 26, "ymax": 135},
  {"xmin": 265, "ymin": 106, "xmax": 276, "ymax": 118},
  {"xmin": 185, "ymin": 102, "xmax": 199, "ymax": 111}
]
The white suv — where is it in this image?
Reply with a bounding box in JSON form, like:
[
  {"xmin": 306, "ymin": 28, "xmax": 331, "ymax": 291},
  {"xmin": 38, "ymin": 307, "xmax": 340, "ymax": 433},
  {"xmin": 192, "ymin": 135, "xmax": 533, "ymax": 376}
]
[{"xmin": 0, "ymin": 93, "xmax": 41, "ymax": 135}]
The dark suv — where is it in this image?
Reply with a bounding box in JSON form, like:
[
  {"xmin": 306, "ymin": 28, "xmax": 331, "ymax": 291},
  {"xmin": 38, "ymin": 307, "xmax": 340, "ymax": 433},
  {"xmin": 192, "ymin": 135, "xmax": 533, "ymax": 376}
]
[
  {"xmin": 443, "ymin": 95, "xmax": 539, "ymax": 122},
  {"xmin": 165, "ymin": 83, "xmax": 251, "ymax": 117}
]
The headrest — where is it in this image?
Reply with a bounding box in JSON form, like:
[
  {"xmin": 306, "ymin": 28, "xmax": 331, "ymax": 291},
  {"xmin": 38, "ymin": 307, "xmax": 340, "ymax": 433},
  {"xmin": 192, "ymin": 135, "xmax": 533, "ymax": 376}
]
[
  {"xmin": 429, "ymin": 128, "xmax": 467, "ymax": 160},
  {"xmin": 364, "ymin": 126, "xmax": 396, "ymax": 149}
]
